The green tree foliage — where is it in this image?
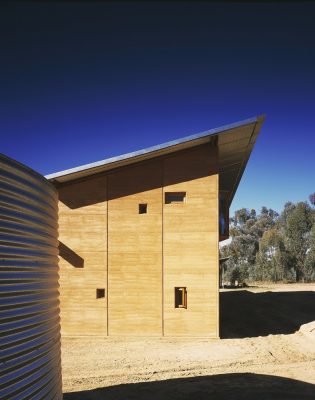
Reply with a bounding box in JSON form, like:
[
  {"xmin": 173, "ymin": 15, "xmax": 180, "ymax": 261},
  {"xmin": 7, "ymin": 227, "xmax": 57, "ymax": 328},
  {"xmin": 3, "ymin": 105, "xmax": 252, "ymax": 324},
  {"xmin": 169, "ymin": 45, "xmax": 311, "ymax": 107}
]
[
  {"xmin": 255, "ymin": 228, "xmax": 290, "ymax": 282},
  {"xmin": 305, "ymin": 223, "xmax": 315, "ymax": 280},
  {"xmin": 221, "ymin": 206, "xmax": 278, "ymax": 283},
  {"xmin": 283, "ymin": 202, "xmax": 313, "ymax": 281},
  {"xmin": 220, "ymin": 194, "xmax": 315, "ymax": 283}
]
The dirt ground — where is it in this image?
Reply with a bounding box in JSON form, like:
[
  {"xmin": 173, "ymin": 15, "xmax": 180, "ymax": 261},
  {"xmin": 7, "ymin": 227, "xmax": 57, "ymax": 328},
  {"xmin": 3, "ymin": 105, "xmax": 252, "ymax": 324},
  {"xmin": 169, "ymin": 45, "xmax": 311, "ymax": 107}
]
[{"xmin": 62, "ymin": 283, "xmax": 315, "ymax": 399}]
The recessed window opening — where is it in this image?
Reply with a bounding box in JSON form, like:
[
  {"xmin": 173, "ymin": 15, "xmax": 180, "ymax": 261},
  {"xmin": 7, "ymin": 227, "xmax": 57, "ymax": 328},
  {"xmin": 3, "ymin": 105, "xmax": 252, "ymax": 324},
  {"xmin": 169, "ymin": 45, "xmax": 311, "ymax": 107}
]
[
  {"xmin": 165, "ymin": 192, "xmax": 186, "ymax": 204},
  {"xmin": 175, "ymin": 287, "xmax": 187, "ymax": 308},
  {"xmin": 96, "ymin": 288, "xmax": 105, "ymax": 299},
  {"xmin": 139, "ymin": 203, "xmax": 148, "ymax": 214},
  {"xmin": 219, "ymin": 192, "xmax": 229, "ymax": 237}
]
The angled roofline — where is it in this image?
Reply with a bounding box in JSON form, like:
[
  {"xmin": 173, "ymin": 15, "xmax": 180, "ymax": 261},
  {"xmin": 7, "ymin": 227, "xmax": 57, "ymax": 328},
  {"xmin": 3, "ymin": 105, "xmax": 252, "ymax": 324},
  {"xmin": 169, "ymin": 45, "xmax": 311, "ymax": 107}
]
[
  {"xmin": 46, "ymin": 115, "xmax": 265, "ymax": 206},
  {"xmin": 46, "ymin": 116, "xmax": 263, "ymax": 180}
]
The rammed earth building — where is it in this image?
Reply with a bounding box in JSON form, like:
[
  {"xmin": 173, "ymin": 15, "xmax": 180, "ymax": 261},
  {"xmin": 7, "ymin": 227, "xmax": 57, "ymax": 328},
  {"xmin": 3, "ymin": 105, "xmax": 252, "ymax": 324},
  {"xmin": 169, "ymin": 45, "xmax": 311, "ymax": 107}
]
[{"xmin": 47, "ymin": 116, "xmax": 264, "ymax": 337}]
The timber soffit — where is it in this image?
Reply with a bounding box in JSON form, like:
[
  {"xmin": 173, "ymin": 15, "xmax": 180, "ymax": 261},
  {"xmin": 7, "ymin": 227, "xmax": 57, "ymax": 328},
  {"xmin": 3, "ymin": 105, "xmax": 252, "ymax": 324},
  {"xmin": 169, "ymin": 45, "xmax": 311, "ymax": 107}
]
[{"xmin": 46, "ymin": 115, "xmax": 265, "ymax": 205}]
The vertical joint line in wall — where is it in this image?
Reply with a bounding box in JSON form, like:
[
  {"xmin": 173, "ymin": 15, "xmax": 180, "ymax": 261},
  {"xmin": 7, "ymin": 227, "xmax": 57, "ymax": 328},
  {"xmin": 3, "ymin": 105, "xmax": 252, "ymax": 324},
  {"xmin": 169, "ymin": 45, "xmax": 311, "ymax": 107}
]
[
  {"xmin": 162, "ymin": 159, "xmax": 164, "ymax": 336},
  {"xmin": 106, "ymin": 176, "xmax": 109, "ymax": 336}
]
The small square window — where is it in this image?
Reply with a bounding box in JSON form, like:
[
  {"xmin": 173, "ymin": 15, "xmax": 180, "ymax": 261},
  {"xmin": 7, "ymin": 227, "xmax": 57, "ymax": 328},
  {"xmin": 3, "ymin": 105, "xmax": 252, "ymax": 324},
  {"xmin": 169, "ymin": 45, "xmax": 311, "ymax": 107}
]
[
  {"xmin": 139, "ymin": 203, "xmax": 147, "ymax": 214},
  {"xmin": 165, "ymin": 192, "xmax": 186, "ymax": 204},
  {"xmin": 175, "ymin": 287, "xmax": 187, "ymax": 308},
  {"xmin": 96, "ymin": 288, "xmax": 105, "ymax": 299}
]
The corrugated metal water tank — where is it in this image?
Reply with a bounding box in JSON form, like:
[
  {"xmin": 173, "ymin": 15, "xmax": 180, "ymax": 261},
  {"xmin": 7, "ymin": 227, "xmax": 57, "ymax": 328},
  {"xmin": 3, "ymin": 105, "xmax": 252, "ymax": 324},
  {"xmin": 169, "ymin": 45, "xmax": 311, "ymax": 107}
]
[{"xmin": 0, "ymin": 154, "xmax": 62, "ymax": 399}]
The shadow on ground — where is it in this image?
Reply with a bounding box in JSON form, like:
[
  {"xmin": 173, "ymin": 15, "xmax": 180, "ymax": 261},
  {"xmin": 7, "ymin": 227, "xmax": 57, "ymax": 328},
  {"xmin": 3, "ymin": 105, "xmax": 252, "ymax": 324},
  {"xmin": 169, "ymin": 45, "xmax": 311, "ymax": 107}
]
[
  {"xmin": 63, "ymin": 373, "xmax": 315, "ymax": 400},
  {"xmin": 220, "ymin": 290, "xmax": 315, "ymax": 338}
]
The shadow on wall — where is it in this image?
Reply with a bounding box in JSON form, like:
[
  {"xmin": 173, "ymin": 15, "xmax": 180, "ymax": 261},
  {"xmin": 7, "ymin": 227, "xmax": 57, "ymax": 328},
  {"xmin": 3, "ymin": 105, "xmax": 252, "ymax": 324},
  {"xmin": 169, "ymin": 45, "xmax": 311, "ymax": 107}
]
[
  {"xmin": 220, "ymin": 290, "xmax": 315, "ymax": 339},
  {"xmin": 63, "ymin": 373, "xmax": 315, "ymax": 400},
  {"xmin": 58, "ymin": 144, "xmax": 218, "ymax": 209},
  {"xmin": 59, "ymin": 241, "xmax": 84, "ymax": 268}
]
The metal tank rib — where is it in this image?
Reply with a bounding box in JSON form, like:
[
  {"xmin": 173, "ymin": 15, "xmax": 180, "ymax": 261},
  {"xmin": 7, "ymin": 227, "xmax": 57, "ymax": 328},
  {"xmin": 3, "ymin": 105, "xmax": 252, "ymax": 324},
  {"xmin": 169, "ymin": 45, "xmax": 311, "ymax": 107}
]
[{"xmin": 0, "ymin": 154, "xmax": 62, "ymax": 400}]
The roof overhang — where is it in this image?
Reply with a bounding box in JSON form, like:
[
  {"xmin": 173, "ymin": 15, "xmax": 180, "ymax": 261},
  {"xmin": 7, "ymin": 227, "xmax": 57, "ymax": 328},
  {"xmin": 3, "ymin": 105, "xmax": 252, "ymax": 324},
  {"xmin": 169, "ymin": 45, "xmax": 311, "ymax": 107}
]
[{"xmin": 46, "ymin": 115, "xmax": 265, "ymax": 206}]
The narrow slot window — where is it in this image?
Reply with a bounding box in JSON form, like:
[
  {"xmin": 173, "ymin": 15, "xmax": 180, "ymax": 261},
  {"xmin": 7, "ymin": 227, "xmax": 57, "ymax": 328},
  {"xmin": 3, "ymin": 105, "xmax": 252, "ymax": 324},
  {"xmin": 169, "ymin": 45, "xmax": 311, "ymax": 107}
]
[
  {"xmin": 219, "ymin": 192, "xmax": 229, "ymax": 238},
  {"xmin": 165, "ymin": 192, "xmax": 186, "ymax": 204},
  {"xmin": 175, "ymin": 287, "xmax": 187, "ymax": 308},
  {"xmin": 139, "ymin": 203, "xmax": 147, "ymax": 214},
  {"xmin": 96, "ymin": 288, "xmax": 105, "ymax": 299},
  {"xmin": 219, "ymin": 194, "xmax": 226, "ymax": 236}
]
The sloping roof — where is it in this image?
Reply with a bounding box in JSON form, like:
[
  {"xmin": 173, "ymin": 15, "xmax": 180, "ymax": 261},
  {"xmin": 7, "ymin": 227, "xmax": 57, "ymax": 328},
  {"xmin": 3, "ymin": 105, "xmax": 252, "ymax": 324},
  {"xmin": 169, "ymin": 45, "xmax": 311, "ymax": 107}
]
[{"xmin": 46, "ymin": 115, "xmax": 265, "ymax": 205}]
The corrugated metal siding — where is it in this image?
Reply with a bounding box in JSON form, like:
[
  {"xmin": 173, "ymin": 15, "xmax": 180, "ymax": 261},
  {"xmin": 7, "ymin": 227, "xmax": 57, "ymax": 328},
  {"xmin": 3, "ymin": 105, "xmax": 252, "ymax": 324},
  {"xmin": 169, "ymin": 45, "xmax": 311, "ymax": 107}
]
[{"xmin": 0, "ymin": 154, "xmax": 62, "ymax": 400}]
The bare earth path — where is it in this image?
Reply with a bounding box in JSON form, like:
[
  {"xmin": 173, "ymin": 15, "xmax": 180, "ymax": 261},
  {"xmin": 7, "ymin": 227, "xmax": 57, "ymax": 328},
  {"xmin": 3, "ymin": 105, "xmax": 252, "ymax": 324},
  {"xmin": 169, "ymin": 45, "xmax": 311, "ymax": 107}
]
[{"xmin": 62, "ymin": 284, "xmax": 315, "ymax": 399}]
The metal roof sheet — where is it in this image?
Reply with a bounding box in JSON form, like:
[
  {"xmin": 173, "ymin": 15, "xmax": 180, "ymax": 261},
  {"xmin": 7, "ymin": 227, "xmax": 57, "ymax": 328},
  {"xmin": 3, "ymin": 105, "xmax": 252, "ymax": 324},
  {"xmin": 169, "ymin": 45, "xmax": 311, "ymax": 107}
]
[{"xmin": 46, "ymin": 115, "xmax": 265, "ymax": 205}]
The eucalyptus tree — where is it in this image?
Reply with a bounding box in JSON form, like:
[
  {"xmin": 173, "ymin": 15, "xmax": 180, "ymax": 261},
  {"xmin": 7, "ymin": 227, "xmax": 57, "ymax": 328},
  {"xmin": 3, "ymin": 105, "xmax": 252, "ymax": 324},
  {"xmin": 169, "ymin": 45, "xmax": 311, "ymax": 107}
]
[{"xmin": 281, "ymin": 202, "xmax": 313, "ymax": 281}]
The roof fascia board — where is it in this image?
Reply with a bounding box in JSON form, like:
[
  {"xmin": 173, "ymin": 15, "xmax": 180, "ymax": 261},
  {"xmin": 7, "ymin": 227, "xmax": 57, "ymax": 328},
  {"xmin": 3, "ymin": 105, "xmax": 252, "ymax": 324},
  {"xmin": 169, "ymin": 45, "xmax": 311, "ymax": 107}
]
[
  {"xmin": 45, "ymin": 116, "xmax": 260, "ymax": 182},
  {"xmin": 226, "ymin": 115, "xmax": 264, "ymax": 205}
]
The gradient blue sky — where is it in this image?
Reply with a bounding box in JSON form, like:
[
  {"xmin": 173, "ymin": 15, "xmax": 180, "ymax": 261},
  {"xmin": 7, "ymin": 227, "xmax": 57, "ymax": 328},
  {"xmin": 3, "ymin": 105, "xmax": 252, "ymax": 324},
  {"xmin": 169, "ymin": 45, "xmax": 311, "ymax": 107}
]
[{"xmin": 1, "ymin": 2, "xmax": 314, "ymax": 214}]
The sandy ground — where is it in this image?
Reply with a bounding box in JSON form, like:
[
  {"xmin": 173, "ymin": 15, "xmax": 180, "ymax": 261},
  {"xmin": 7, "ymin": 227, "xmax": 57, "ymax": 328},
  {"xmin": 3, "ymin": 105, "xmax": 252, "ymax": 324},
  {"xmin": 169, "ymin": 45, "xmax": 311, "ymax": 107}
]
[{"xmin": 62, "ymin": 283, "xmax": 315, "ymax": 399}]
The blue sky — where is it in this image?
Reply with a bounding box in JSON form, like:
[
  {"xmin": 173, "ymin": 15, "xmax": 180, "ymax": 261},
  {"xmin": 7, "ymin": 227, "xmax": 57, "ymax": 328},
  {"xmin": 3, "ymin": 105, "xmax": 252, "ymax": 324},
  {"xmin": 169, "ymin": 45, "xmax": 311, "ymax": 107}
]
[{"xmin": 1, "ymin": 2, "xmax": 314, "ymax": 214}]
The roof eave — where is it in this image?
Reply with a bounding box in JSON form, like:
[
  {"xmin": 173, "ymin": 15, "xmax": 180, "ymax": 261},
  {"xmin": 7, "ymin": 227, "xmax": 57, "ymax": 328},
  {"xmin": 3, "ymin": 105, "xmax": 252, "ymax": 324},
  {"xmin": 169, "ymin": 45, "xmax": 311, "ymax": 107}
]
[
  {"xmin": 45, "ymin": 115, "xmax": 263, "ymax": 184},
  {"xmin": 46, "ymin": 115, "xmax": 265, "ymax": 208}
]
